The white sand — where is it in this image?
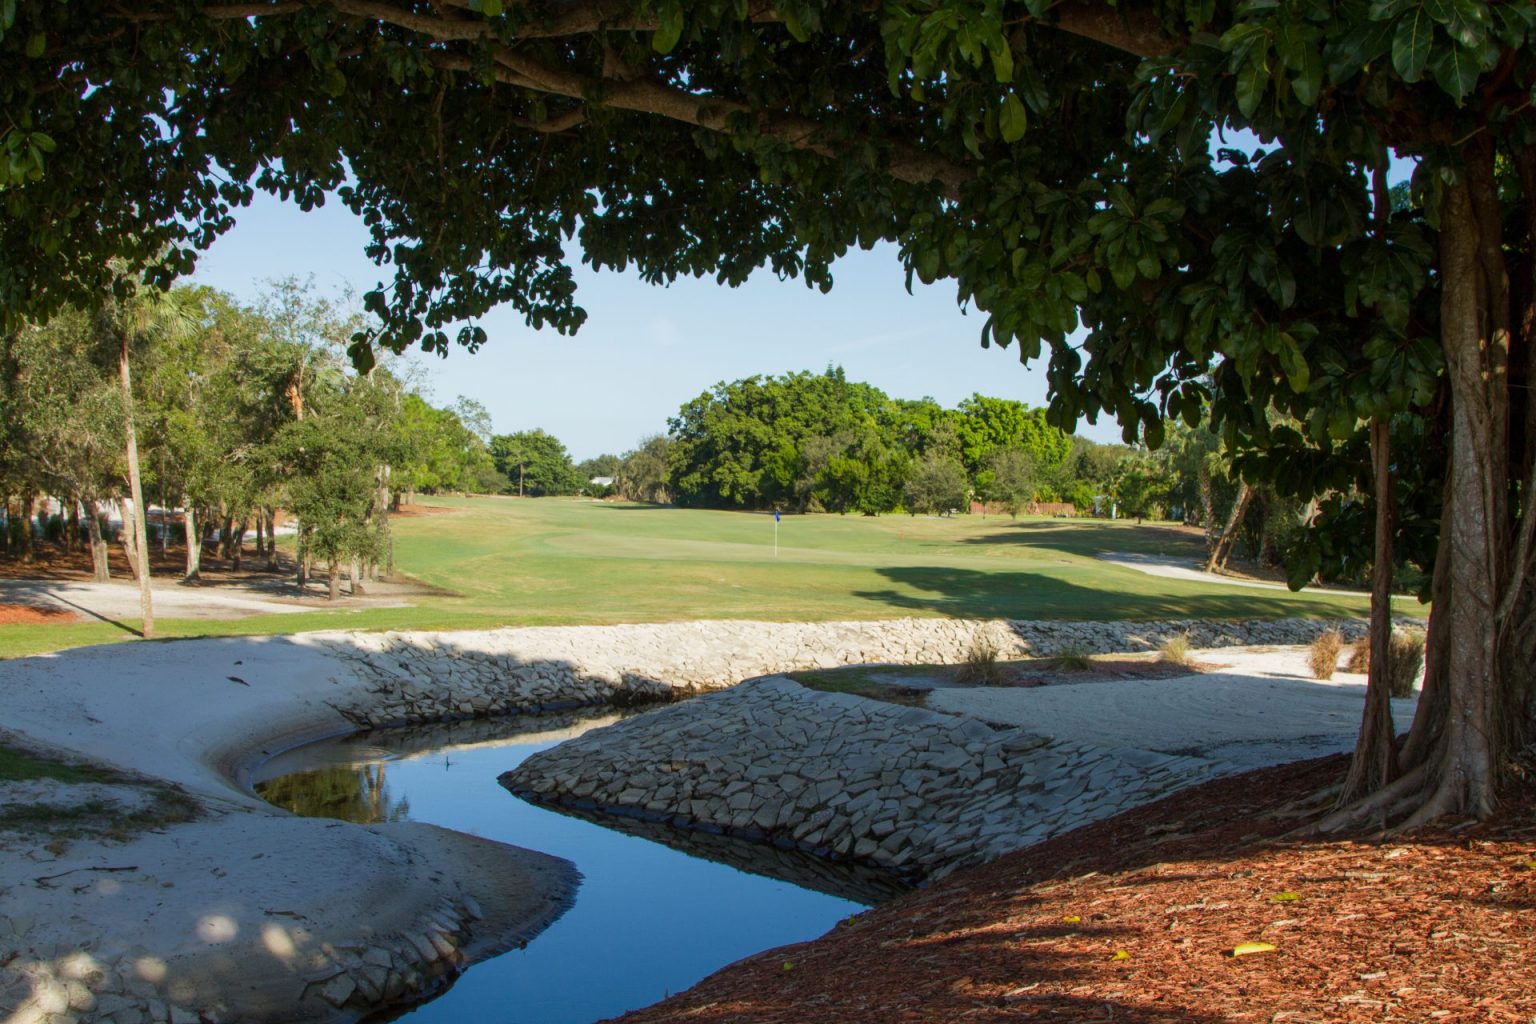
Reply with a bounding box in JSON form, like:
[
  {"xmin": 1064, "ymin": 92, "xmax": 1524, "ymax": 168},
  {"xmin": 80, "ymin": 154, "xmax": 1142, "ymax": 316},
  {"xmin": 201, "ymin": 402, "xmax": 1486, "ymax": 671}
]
[
  {"xmin": 0, "ymin": 633, "xmax": 576, "ymax": 1023},
  {"xmin": 930, "ymin": 645, "xmax": 1419, "ymax": 772}
]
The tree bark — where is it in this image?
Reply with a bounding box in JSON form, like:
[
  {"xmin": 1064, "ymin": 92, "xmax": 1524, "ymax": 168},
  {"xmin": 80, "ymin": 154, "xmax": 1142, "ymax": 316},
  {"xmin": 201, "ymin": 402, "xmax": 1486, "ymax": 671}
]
[
  {"xmin": 1399, "ymin": 465, "xmax": 1455, "ymax": 773},
  {"xmin": 183, "ymin": 498, "xmax": 202, "ymax": 581},
  {"xmin": 230, "ymin": 518, "xmax": 247, "ymax": 570},
  {"xmin": 1338, "ymin": 418, "xmax": 1399, "ymax": 808},
  {"xmin": 84, "ymin": 498, "xmax": 110, "ymax": 582},
  {"xmin": 19, "ymin": 493, "xmax": 34, "ymax": 564},
  {"xmin": 119, "ymin": 500, "xmax": 141, "ymax": 583},
  {"xmin": 1408, "ymin": 173, "xmax": 1507, "ymax": 823},
  {"xmin": 327, "ymin": 558, "xmax": 339, "ymax": 601},
  {"xmin": 119, "ymin": 333, "xmax": 154, "ymax": 638},
  {"xmin": 265, "ymin": 509, "xmax": 280, "ymax": 570},
  {"xmin": 1205, "ymin": 481, "xmax": 1253, "ymax": 572}
]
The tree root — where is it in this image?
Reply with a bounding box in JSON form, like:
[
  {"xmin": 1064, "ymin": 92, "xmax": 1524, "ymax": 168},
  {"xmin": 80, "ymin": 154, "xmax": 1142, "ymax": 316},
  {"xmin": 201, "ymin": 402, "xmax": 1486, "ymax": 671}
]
[{"xmin": 1301, "ymin": 762, "xmax": 1429, "ymax": 837}]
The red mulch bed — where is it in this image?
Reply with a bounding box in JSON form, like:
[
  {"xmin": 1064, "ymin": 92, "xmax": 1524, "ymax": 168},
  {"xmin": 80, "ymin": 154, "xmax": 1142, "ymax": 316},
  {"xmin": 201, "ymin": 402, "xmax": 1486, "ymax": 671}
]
[
  {"xmin": 392, "ymin": 503, "xmax": 457, "ymax": 517},
  {"xmin": 613, "ymin": 756, "xmax": 1536, "ymax": 1023},
  {"xmin": 0, "ymin": 603, "xmax": 79, "ymax": 625},
  {"xmin": 0, "ymin": 545, "xmax": 289, "ymax": 584}
]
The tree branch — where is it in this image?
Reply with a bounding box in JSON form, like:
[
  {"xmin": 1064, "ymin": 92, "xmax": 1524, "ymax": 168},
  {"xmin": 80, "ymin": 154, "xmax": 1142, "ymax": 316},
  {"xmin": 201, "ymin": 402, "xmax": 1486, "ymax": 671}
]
[
  {"xmin": 179, "ymin": 0, "xmax": 1179, "ymax": 196},
  {"xmin": 1046, "ymin": 0, "xmax": 1182, "ymax": 59}
]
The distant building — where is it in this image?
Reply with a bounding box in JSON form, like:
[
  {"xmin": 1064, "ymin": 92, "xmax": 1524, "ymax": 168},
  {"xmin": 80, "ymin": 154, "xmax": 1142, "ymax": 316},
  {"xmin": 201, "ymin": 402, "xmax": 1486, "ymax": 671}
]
[{"xmin": 589, "ymin": 476, "xmax": 615, "ymax": 488}]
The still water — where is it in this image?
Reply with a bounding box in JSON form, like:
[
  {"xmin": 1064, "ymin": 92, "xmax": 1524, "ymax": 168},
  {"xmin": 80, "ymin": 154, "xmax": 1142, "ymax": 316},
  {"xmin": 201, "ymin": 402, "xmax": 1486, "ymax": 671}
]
[{"xmin": 251, "ymin": 709, "xmax": 873, "ymax": 1024}]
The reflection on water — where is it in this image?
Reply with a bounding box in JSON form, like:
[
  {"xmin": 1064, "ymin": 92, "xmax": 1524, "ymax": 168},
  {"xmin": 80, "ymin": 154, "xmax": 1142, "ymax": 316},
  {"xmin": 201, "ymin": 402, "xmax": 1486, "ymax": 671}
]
[
  {"xmin": 257, "ymin": 761, "xmax": 410, "ymax": 823},
  {"xmin": 252, "ymin": 707, "xmax": 872, "ymax": 1024},
  {"xmin": 523, "ymin": 797, "xmax": 912, "ymax": 905}
]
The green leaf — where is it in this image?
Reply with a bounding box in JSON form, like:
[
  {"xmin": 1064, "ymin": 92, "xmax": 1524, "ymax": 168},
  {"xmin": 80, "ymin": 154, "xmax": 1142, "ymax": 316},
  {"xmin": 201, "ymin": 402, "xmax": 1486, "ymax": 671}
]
[
  {"xmin": 1291, "ymin": 44, "xmax": 1324, "ymax": 105},
  {"xmin": 1235, "ymin": 59, "xmax": 1267, "ymax": 119},
  {"xmin": 989, "ymin": 42, "xmax": 1014, "ymax": 84},
  {"xmin": 654, "ymin": 5, "xmax": 685, "ymax": 53},
  {"xmin": 1422, "ymin": 0, "xmax": 1455, "ymax": 23},
  {"xmin": 781, "ymin": 9, "xmax": 809, "ymax": 43},
  {"xmin": 24, "ymin": 30, "xmax": 44, "ymax": 57},
  {"xmin": 1429, "ymin": 43, "xmax": 1479, "ymax": 102},
  {"xmin": 479, "ymin": 0, "xmax": 503, "ymax": 15},
  {"xmin": 1, "ymin": 0, "xmax": 16, "ymax": 33},
  {"xmin": 999, "ymin": 93, "xmax": 1028, "ymax": 143},
  {"xmin": 1392, "ymin": 8, "xmax": 1434, "ymax": 82}
]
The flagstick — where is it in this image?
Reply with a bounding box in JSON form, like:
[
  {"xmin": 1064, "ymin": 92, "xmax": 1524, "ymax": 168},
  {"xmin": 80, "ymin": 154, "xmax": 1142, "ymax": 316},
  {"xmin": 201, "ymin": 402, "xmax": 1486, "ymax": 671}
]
[{"xmin": 774, "ymin": 517, "xmax": 779, "ymax": 558}]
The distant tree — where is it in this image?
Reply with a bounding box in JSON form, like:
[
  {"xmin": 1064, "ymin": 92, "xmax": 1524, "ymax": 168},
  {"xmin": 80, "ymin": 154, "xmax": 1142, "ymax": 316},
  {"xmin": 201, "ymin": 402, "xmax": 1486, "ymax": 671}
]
[
  {"xmin": 618, "ymin": 435, "xmax": 672, "ymax": 504},
  {"xmin": 2, "ymin": 309, "xmax": 124, "ymax": 579},
  {"xmin": 980, "ymin": 448, "xmax": 1037, "ymax": 518},
  {"xmin": 577, "ymin": 454, "xmax": 621, "ymax": 484},
  {"xmin": 903, "ymin": 453, "xmax": 968, "ymax": 517},
  {"xmin": 491, "ymin": 429, "xmax": 579, "ymax": 496},
  {"xmin": 954, "ymin": 395, "xmax": 1071, "ymax": 479}
]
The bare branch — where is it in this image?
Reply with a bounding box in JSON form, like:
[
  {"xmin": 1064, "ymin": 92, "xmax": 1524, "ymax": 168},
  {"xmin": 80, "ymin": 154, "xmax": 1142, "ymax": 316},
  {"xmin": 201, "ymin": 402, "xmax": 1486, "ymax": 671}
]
[
  {"xmin": 1047, "ymin": 0, "xmax": 1181, "ymax": 59},
  {"xmin": 487, "ymin": 47, "xmax": 971, "ymax": 195}
]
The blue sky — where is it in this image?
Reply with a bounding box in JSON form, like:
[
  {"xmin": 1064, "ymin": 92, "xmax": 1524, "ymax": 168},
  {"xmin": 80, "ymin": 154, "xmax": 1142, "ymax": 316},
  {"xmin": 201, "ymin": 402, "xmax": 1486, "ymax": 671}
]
[{"xmin": 190, "ymin": 192, "xmax": 1124, "ymax": 461}]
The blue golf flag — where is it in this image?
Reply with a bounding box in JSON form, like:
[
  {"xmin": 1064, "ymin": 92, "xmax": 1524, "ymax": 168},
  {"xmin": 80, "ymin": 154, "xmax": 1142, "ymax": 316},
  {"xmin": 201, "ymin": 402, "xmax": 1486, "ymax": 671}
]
[{"xmin": 774, "ymin": 510, "xmax": 780, "ymax": 522}]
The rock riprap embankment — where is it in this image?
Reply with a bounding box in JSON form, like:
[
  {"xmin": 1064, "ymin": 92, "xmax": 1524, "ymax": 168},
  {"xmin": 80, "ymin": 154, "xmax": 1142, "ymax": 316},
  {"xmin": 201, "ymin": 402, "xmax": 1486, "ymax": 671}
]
[
  {"xmin": 503, "ymin": 676, "xmax": 1217, "ymax": 882},
  {"xmin": 328, "ymin": 617, "xmax": 1364, "ymax": 727}
]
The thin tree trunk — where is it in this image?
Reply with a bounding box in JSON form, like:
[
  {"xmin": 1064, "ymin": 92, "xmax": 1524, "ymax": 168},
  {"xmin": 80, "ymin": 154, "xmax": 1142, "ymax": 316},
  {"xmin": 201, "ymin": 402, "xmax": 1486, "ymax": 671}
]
[
  {"xmin": 1197, "ymin": 458, "xmax": 1216, "ymax": 553},
  {"xmin": 119, "ymin": 333, "xmax": 154, "ymax": 638},
  {"xmin": 266, "ymin": 509, "xmax": 280, "ymax": 570},
  {"xmin": 1205, "ymin": 481, "xmax": 1253, "ymax": 572},
  {"xmin": 327, "ymin": 558, "xmax": 339, "ymax": 601},
  {"xmin": 183, "ymin": 498, "xmax": 202, "ymax": 581},
  {"xmin": 1338, "ymin": 418, "xmax": 1399, "ymax": 807},
  {"xmin": 84, "ymin": 498, "xmax": 110, "ymax": 582},
  {"xmin": 231, "ymin": 518, "xmax": 247, "ymax": 570},
  {"xmin": 119, "ymin": 500, "xmax": 141, "ymax": 583},
  {"xmin": 349, "ymin": 556, "xmax": 363, "ymax": 595},
  {"xmin": 19, "ymin": 493, "xmax": 35, "ymax": 564},
  {"xmin": 1399, "ymin": 465, "xmax": 1455, "ymax": 773}
]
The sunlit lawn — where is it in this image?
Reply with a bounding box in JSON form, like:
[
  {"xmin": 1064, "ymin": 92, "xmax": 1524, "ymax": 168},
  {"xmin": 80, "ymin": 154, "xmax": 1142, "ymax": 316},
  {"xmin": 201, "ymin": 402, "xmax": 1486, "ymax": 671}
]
[{"xmin": 0, "ymin": 495, "xmax": 1417, "ymax": 659}]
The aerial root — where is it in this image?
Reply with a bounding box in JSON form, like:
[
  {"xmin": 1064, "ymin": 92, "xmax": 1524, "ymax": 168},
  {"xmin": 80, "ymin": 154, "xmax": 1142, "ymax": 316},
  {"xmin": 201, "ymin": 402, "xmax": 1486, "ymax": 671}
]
[{"xmin": 1300, "ymin": 762, "xmax": 1429, "ymax": 837}]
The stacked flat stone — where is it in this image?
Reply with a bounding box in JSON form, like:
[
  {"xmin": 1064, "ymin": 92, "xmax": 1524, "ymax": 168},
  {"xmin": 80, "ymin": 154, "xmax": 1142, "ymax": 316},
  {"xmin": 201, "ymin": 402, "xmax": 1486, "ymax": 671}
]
[
  {"xmin": 0, "ymin": 896, "xmax": 484, "ymax": 1024},
  {"xmin": 326, "ymin": 617, "xmax": 1369, "ymax": 727},
  {"xmin": 503, "ymin": 676, "xmax": 1216, "ymax": 883}
]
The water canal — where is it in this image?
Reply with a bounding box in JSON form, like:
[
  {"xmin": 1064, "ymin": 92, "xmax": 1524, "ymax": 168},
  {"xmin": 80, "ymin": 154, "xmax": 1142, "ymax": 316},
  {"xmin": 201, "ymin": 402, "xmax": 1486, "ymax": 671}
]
[{"xmin": 251, "ymin": 707, "xmax": 898, "ymax": 1023}]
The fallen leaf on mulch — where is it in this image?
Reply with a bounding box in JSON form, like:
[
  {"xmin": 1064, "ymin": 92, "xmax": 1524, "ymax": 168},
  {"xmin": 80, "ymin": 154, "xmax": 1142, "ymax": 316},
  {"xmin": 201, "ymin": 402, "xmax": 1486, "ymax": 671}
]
[{"xmin": 613, "ymin": 755, "xmax": 1536, "ymax": 1024}]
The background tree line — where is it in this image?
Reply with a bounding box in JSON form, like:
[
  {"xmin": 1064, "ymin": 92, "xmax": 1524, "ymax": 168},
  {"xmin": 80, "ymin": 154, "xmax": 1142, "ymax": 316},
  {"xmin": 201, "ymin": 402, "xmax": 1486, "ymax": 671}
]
[{"xmin": 0, "ymin": 279, "xmax": 523, "ymax": 611}]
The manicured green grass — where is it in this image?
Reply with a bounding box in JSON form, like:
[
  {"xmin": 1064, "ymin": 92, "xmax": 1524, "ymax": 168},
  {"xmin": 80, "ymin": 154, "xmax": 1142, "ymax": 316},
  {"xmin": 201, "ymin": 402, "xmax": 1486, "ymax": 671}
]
[{"xmin": 0, "ymin": 496, "xmax": 1418, "ymax": 658}]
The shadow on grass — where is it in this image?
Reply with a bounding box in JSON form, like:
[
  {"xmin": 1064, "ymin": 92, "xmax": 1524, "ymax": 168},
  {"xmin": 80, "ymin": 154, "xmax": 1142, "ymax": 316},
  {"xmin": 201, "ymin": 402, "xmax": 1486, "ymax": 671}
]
[
  {"xmin": 959, "ymin": 518, "xmax": 1209, "ymax": 559},
  {"xmin": 855, "ymin": 566, "xmax": 1355, "ymax": 621}
]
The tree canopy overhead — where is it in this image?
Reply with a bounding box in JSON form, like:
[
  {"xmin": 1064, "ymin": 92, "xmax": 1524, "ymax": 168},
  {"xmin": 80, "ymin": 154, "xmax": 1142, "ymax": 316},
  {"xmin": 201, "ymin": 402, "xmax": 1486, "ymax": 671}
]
[{"xmin": 4, "ymin": 1, "xmax": 1535, "ymax": 823}]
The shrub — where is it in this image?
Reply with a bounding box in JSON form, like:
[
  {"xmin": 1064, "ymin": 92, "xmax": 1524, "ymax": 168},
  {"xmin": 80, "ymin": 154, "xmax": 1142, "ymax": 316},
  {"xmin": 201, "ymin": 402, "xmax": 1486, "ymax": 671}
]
[
  {"xmin": 1389, "ymin": 628, "xmax": 1426, "ymax": 698},
  {"xmin": 1158, "ymin": 633, "xmax": 1194, "ymax": 667},
  {"xmin": 1051, "ymin": 645, "xmax": 1094, "ymax": 672},
  {"xmin": 1346, "ymin": 635, "xmax": 1370, "ymax": 674},
  {"xmin": 1341, "ymin": 629, "xmax": 1426, "ymax": 697},
  {"xmin": 1308, "ymin": 628, "xmax": 1343, "ymax": 680},
  {"xmin": 957, "ymin": 637, "xmax": 1004, "ymax": 686}
]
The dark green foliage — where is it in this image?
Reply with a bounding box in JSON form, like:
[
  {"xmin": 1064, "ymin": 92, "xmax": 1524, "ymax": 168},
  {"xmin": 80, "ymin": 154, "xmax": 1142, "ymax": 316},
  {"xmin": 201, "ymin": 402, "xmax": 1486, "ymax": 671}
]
[
  {"xmin": 666, "ymin": 368, "xmax": 1072, "ymax": 514},
  {"xmin": 491, "ymin": 428, "xmax": 581, "ymax": 496}
]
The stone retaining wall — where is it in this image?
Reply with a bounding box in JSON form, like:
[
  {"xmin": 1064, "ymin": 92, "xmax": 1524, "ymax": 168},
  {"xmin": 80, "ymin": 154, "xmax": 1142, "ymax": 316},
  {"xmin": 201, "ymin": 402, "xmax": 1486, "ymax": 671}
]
[
  {"xmin": 326, "ymin": 617, "xmax": 1367, "ymax": 727},
  {"xmin": 503, "ymin": 677, "xmax": 1219, "ymax": 883}
]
